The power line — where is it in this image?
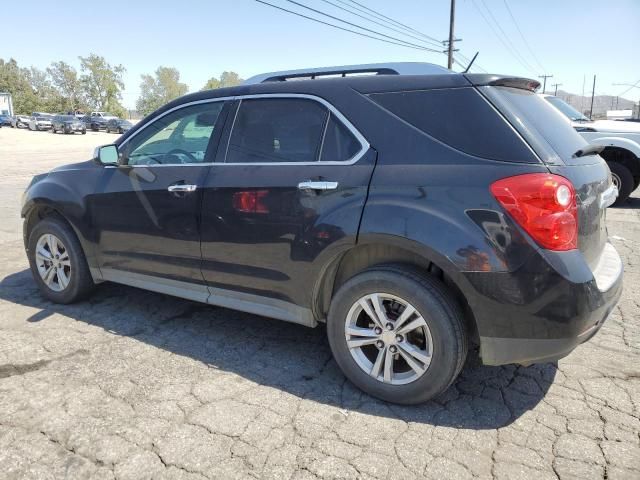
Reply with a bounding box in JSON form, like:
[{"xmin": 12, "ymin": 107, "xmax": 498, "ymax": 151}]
[
  {"xmin": 318, "ymin": 0, "xmax": 443, "ymax": 49},
  {"xmin": 282, "ymin": 0, "xmax": 444, "ymax": 53},
  {"xmin": 616, "ymin": 79, "xmax": 640, "ymax": 97},
  {"xmin": 471, "ymin": 0, "xmax": 537, "ymax": 76},
  {"xmin": 341, "ymin": 0, "xmax": 443, "ymax": 45},
  {"xmin": 252, "ymin": 0, "xmax": 443, "ymax": 53},
  {"xmin": 501, "ymin": 0, "xmax": 546, "ymax": 73}
]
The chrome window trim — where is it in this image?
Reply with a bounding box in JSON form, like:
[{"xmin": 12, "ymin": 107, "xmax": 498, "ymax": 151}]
[{"xmin": 117, "ymin": 93, "xmax": 369, "ymax": 168}]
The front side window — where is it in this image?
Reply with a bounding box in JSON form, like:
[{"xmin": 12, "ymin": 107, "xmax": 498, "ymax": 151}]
[
  {"xmin": 123, "ymin": 102, "xmax": 224, "ymax": 165},
  {"xmin": 226, "ymin": 98, "xmax": 327, "ymax": 164}
]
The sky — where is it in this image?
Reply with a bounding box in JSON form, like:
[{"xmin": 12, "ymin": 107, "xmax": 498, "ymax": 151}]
[{"xmin": 3, "ymin": 0, "xmax": 640, "ymax": 109}]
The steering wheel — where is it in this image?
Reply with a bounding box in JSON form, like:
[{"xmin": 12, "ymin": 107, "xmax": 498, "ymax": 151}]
[{"xmin": 163, "ymin": 149, "xmax": 197, "ymax": 164}]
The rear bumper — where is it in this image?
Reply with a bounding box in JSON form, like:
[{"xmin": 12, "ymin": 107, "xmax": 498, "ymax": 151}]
[{"xmin": 469, "ymin": 242, "xmax": 623, "ymax": 366}]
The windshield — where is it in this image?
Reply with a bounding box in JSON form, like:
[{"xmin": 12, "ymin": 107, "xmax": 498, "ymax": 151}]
[
  {"xmin": 544, "ymin": 96, "xmax": 590, "ymax": 122},
  {"xmin": 36, "ymin": 117, "xmax": 50, "ymax": 121},
  {"xmin": 60, "ymin": 115, "xmax": 75, "ymax": 121}
]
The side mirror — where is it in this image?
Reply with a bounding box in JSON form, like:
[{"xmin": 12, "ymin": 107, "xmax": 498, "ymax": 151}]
[{"xmin": 95, "ymin": 144, "xmax": 119, "ymax": 166}]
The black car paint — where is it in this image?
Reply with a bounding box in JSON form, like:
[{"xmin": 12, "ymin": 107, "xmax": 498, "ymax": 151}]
[{"xmin": 22, "ymin": 72, "xmax": 622, "ymax": 366}]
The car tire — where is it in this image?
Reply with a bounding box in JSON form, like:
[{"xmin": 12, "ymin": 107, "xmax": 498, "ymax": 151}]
[
  {"xmin": 608, "ymin": 162, "xmax": 633, "ymax": 206},
  {"xmin": 81, "ymin": 130, "xmax": 86, "ymax": 135},
  {"xmin": 327, "ymin": 264, "xmax": 467, "ymax": 404},
  {"xmin": 27, "ymin": 217, "xmax": 96, "ymax": 304}
]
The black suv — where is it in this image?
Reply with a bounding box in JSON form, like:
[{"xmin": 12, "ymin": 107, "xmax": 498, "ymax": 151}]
[
  {"xmin": 51, "ymin": 115, "xmax": 87, "ymax": 134},
  {"xmin": 105, "ymin": 118, "xmax": 133, "ymax": 134},
  {"xmin": 21, "ymin": 63, "xmax": 623, "ymax": 404}
]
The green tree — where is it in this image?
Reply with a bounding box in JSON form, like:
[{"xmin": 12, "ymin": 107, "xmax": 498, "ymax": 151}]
[
  {"xmin": 47, "ymin": 61, "xmax": 85, "ymax": 112},
  {"xmin": 136, "ymin": 66, "xmax": 188, "ymax": 115},
  {"xmin": 79, "ymin": 54, "xmax": 126, "ymax": 117},
  {"xmin": 0, "ymin": 58, "xmax": 39, "ymax": 114},
  {"xmin": 27, "ymin": 67, "xmax": 66, "ymax": 113},
  {"xmin": 202, "ymin": 71, "xmax": 243, "ymax": 90}
]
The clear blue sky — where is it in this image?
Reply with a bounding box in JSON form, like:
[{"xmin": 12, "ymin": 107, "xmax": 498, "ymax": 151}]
[{"xmin": 4, "ymin": 0, "xmax": 640, "ymax": 108}]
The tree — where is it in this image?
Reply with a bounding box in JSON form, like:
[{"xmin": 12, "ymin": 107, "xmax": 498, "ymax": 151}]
[
  {"xmin": 47, "ymin": 61, "xmax": 84, "ymax": 112},
  {"xmin": 0, "ymin": 58, "xmax": 39, "ymax": 114},
  {"xmin": 28, "ymin": 67, "xmax": 66, "ymax": 113},
  {"xmin": 136, "ymin": 66, "xmax": 188, "ymax": 115},
  {"xmin": 202, "ymin": 71, "xmax": 243, "ymax": 90},
  {"xmin": 79, "ymin": 54, "xmax": 126, "ymax": 117}
]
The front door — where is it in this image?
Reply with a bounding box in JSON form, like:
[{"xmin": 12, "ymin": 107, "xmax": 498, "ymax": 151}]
[
  {"xmin": 90, "ymin": 100, "xmax": 229, "ymax": 297},
  {"xmin": 200, "ymin": 96, "xmax": 375, "ymax": 315}
]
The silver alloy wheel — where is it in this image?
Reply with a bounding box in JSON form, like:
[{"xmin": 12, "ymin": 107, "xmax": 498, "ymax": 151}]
[
  {"xmin": 611, "ymin": 171, "xmax": 621, "ymax": 190},
  {"xmin": 35, "ymin": 234, "xmax": 71, "ymax": 292},
  {"xmin": 345, "ymin": 293, "xmax": 433, "ymax": 385}
]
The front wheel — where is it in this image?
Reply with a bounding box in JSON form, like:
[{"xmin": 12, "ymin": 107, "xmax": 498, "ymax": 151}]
[
  {"xmin": 27, "ymin": 217, "xmax": 95, "ymax": 304},
  {"xmin": 608, "ymin": 162, "xmax": 633, "ymax": 206},
  {"xmin": 327, "ymin": 265, "xmax": 467, "ymax": 404}
]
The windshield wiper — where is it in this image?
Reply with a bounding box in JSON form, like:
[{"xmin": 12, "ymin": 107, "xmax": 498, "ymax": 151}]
[{"xmin": 572, "ymin": 144, "xmax": 604, "ymax": 158}]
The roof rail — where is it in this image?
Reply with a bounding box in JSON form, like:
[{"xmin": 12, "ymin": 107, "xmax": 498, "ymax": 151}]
[{"xmin": 243, "ymin": 62, "xmax": 452, "ymax": 85}]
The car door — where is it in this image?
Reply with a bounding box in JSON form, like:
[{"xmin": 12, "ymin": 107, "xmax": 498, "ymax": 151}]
[
  {"xmin": 90, "ymin": 100, "xmax": 230, "ymax": 299},
  {"xmin": 200, "ymin": 96, "xmax": 375, "ymax": 318}
]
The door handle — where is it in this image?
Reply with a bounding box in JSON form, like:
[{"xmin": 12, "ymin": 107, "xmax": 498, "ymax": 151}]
[
  {"xmin": 297, "ymin": 181, "xmax": 339, "ymax": 191},
  {"xmin": 168, "ymin": 184, "xmax": 197, "ymax": 193}
]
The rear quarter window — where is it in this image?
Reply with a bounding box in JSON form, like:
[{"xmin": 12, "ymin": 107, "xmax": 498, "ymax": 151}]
[{"xmin": 369, "ymin": 88, "xmax": 538, "ymax": 163}]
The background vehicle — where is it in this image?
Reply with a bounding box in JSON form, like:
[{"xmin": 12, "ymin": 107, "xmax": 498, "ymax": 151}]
[
  {"xmin": 22, "ymin": 63, "xmax": 622, "ymax": 404},
  {"xmin": 11, "ymin": 114, "xmax": 31, "ymax": 128},
  {"xmin": 51, "ymin": 115, "xmax": 87, "ymax": 134},
  {"xmin": 90, "ymin": 111, "xmax": 118, "ymax": 120},
  {"xmin": 105, "ymin": 118, "xmax": 133, "ymax": 134},
  {"xmin": 28, "ymin": 115, "xmax": 53, "ymax": 131},
  {"xmin": 82, "ymin": 115, "xmax": 108, "ymax": 131},
  {"xmin": 0, "ymin": 114, "xmax": 12, "ymax": 127},
  {"xmin": 543, "ymin": 94, "xmax": 640, "ymax": 205}
]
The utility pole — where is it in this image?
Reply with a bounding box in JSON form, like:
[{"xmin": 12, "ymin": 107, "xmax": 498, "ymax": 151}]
[
  {"xmin": 552, "ymin": 83, "xmax": 563, "ymax": 96},
  {"xmin": 446, "ymin": 0, "xmax": 456, "ymax": 70},
  {"xmin": 538, "ymin": 74, "xmax": 553, "ymax": 94},
  {"xmin": 589, "ymin": 75, "xmax": 596, "ymax": 119}
]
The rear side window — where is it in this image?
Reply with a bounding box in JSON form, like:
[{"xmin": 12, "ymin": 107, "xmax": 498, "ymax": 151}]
[
  {"xmin": 227, "ymin": 98, "xmax": 327, "ymax": 163},
  {"xmin": 320, "ymin": 113, "xmax": 361, "ymax": 162},
  {"xmin": 369, "ymin": 88, "xmax": 537, "ymax": 163},
  {"xmin": 481, "ymin": 86, "xmax": 590, "ymax": 165}
]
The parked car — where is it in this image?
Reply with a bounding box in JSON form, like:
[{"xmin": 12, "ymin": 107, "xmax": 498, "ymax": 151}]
[
  {"xmin": 82, "ymin": 115, "xmax": 108, "ymax": 131},
  {"xmin": 0, "ymin": 114, "xmax": 12, "ymax": 127},
  {"xmin": 90, "ymin": 111, "xmax": 118, "ymax": 120},
  {"xmin": 21, "ymin": 63, "xmax": 623, "ymax": 404},
  {"xmin": 105, "ymin": 118, "xmax": 133, "ymax": 134},
  {"xmin": 542, "ymin": 94, "xmax": 640, "ymax": 205},
  {"xmin": 51, "ymin": 115, "xmax": 87, "ymax": 134},
  {"xmin": 11, "ymin": 114, "xmax": 31, "ymax": 128},
  {"xmin": 28, "ymin": 115, "xmax": 53, "ymax": 131}
]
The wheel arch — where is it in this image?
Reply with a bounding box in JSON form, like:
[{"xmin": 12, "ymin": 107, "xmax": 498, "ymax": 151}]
[
  {"xmin": 598, "ymin": 143, "xmax": 640, "ymax": 181},
  {"xmin": 313, "ymin": 236, "xmax": 480, "ymax": 345}
]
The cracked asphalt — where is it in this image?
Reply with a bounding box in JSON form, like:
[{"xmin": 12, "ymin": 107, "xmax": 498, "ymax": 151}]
[{"xmin": 1, "ymin": 127, "xmax": 639, "ymax": 479}]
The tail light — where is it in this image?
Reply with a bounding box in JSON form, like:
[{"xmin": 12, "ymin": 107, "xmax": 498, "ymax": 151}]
[{"xmin": 490, "ymin": 173, "xmax": 578, "ymax": 251}]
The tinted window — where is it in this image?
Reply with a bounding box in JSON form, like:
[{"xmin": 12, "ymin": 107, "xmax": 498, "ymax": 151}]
[
  {"xmin": 369, "ymin": 88, "xmax": 537, "ymax": 163},
  {"xmin": 123, "ymin": 102, "xmax": 224, "ymax": 165},
  {"xmin": 320, "ymin": 113, "xmax": 361, "ymax": 162},
  {"xmin": 226, "ymin": 98, "xmax": 327, "ymax": 163},
  {"xmin": 482, "ymin": 86, "xmax": 589, "ymax": 165}
]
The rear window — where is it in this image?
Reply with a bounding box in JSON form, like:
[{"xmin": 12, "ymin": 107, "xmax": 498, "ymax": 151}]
[
  {"xmin": 480, "ymin": 86, "xmax": 591, "ymax": 165},
  {"xmin": 320, "ymin": 113, "xmax": 361, "ymax": 162},
  {"xmin": 227, "ymin": 98, "xmax": 327, "ymax": 164},
  {"xmin": 369, "ymin": 88, "xmax": 537, "ymax": 163}
]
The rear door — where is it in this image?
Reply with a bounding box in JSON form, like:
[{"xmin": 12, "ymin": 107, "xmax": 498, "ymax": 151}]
[
  {"xmin": 481, "ymin": 85, "xmax": 612, "ymax": 268},
  {"xmin": 200, "ymin": 95, "xmax": 375, "ymax": 312}
]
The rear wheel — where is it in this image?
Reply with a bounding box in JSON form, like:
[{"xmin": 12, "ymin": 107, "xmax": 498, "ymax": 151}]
[
  {"xmin": 327, "ymin": 265, "xmax": 467, "ymax": 404},
  {"xmin": 608, "ymin": 162, "xmax": 633, "ymax": 206},
  {"xmin": 27, "ymin": 217, "xmax": 95, "ymax": 304}
]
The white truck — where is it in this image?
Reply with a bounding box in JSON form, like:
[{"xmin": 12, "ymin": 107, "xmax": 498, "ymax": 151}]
[{"xmin": 542, "ymin": 94, "xmax": 640, "ymax": 205}]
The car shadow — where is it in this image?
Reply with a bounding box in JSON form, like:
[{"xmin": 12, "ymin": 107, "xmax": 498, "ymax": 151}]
[
  {"xmin": 0, "ymin": 269, "xmax": 555, "ymax": 429},
  {"xmin": 615, "ymin": 194, "xmax": 640, "ymax": 209}
]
